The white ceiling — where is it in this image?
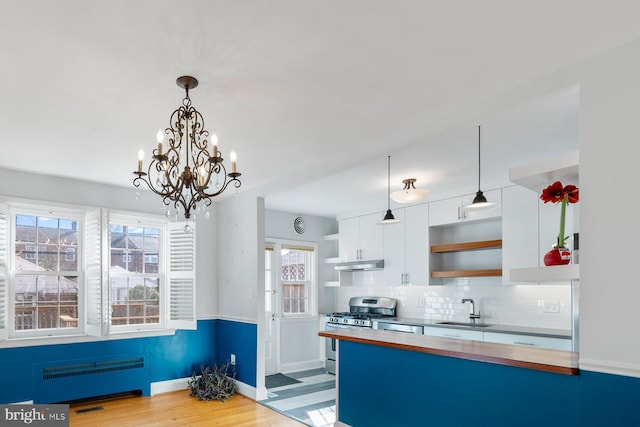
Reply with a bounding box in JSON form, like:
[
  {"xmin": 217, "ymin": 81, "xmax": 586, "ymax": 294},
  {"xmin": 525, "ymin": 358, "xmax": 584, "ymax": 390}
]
[{"xmin": 1, "ymin": 1, "xmax": 640, "ymax": 219}]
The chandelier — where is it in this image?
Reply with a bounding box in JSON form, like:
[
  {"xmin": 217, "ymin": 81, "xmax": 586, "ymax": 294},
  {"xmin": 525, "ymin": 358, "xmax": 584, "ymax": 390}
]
[{"xmin": 133, "ymin": 76, "xmax": 241, "ymax": 219}]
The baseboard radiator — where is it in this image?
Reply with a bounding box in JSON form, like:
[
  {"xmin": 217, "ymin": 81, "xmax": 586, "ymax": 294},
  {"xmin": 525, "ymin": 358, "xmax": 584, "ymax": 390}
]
[{"xmin": 33, "ymin": 354, "xmax": 150, "ymax": 403}]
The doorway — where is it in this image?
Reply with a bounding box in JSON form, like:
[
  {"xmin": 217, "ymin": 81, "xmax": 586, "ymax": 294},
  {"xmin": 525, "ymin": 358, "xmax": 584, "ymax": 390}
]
[{"xmin": 264, "ymin": 240, "xmax": 318, "ymax": 376}]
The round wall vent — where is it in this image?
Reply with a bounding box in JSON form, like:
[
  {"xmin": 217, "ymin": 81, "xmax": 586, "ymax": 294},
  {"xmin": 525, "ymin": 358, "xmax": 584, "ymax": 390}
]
[{"xmin": 293, "ymin": 216, "xmax": 305, "ymax": 234}]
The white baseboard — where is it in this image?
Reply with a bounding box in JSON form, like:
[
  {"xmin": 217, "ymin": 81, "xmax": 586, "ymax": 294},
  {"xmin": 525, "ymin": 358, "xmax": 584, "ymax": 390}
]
[
  {"xmin": 235, "ymin": 380, "xmax": 257, "ymax": 400},
  {"xmin": 281, "ymin": 359, "xmax": 324, "ymax": 374},
  {"xmin": 150, "ymin": 377, "xmax": 257, "ymax": 400},
  {"xmin": 150, "ymin": 377, "xmax": 190, "ymax": 395},
  {"xmin": 579, "ymin": 358, "xmax": 640, "ymax": 379},
  {"xmin": 255, "ymin": 385, "xmax": 268, "ymax": 401}
]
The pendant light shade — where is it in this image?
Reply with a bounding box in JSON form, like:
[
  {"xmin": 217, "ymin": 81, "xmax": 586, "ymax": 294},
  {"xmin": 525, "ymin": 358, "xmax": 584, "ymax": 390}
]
[
  {"xmin": 464, "ymin": 125, "xmax": 496, "ymax": 211},
  {"xmin": 378, "ymin": 155, "xmax": 400, "ymax": 225},
  {"xmin": 390, "ymin": 178, "xmax": 430, "ymax": 203}
]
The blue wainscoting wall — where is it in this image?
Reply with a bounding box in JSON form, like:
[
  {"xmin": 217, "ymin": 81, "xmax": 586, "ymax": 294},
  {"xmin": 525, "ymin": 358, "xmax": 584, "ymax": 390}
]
[
  {"xmin": 0, "ymin": 320, "xmax": 256, "ymax": 403},
  {"xmin": 216, "ymin": 319, "xmax": 257, "ymax": 388},
  {"xmin": 338, "ymin": 341, "xmax": 640, "ymax": 427}
]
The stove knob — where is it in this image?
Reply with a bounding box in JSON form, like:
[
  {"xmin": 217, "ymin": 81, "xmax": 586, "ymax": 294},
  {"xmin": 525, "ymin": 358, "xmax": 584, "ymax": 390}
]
[{"xmin": 343, "ymin": 319, "xmax": 348, "ymax": 324}]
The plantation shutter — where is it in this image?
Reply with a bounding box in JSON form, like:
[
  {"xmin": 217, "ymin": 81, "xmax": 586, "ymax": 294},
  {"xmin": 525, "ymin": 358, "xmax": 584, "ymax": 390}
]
[
  {"xmin": 0, "ymin": 203, "xmax": 8, "ymax": 341},
  {"xmin": 85, "ymin": 208, "xmax": 107, "ymax": 337},
  {"xmin": 167, "ymin": 221, "xmax": 196, "ymax": 330}
]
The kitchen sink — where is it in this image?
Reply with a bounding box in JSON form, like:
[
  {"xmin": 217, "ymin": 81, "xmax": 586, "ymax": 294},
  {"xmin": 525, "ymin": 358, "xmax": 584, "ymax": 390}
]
[{"xmin": 437, "ymin": 321, "xmax": 492, "ymax": 328}]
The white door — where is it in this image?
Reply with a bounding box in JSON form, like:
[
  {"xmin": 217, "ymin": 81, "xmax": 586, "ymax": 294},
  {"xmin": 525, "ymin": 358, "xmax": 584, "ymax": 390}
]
[{"xmin": 264, "ymin": 247, "xmax": 278, "ymax": 375}]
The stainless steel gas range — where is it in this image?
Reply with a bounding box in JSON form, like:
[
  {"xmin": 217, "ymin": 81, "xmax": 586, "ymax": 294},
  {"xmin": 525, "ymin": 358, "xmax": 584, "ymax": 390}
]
[{"xmin": 325, "ymin": 296, "xmax": 397, "ymax": 374}]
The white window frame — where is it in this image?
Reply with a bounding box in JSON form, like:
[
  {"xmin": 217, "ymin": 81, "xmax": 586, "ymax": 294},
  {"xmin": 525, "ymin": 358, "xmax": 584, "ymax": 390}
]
[
  {"xmin": 7, "ymin": 204, "xmax": 84, "ymax": 339},
  {"xmin": 108, "ymin": 213, "xmax": 166, "ymax": 333},
  {"xmin": 270, "ymin": 239, "xmax": 318, "ymax": 319}
]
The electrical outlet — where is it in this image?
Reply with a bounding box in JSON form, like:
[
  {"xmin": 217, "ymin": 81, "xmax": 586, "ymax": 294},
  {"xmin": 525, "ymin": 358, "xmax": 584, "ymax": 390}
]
[
  {"xmin": 230, "ymin": 354, "xmax": 236, "ymax": 365},
  {"xmin": 543, "ymin": 300, "xmax": 560, "ymax": 313},
  {"xmin": 416, "ymin": 297, "xmax": 426, "ymax": 307}
]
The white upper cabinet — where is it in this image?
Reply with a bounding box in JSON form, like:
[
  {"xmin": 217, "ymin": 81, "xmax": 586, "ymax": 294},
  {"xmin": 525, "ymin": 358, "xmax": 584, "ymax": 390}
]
[
  {"xmin": 339, "ymin": 212, "xmax": 384, "ymax": 262},
  {"xmin": 338, "ymin": 216, "xmax": 359, "ymax": 262},
  {"xmin": 404, "ymin": 203, "xmax": 430, "ymax": 285},
  {"xmin": 383, "ymin": 204, "xmax": 430, "ymax": 286},
  {"xmin": 359, "ymin": 213, "xmax": 384, "ymax": 260},
  {"xmin": 502, "ymin": 186, "xmax": 539, "ymax": 284},
  {"xmin": 429, "ymin": 189, "xmax": 502, "ymax": 226},
  {"xmin": 383, "ymin": 209, "xmax": 406, "ymax": 286}
]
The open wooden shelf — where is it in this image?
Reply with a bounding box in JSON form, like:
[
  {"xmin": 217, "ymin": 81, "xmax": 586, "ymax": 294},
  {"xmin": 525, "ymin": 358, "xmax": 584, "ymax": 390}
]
[
  {"xmin": 431, "ymin": 239, "xmax": 502, "ymax": 253},
  {"xmin": 431, "ymin": 269, "xmax": 502, "ymax": 278}
]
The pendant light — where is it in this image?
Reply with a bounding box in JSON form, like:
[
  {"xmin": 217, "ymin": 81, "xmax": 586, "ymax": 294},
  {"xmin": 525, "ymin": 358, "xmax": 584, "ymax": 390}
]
[
  {"xmin": 390, "ymin": 178, "xmax": 430, "ymax": 204},
  {"xmin": 464, "ymin": 125, "xmax": 496, "ymax": 210},
  {"xmin": 378, "ymin": 155, "xmax": 400, "ymax": 225}
]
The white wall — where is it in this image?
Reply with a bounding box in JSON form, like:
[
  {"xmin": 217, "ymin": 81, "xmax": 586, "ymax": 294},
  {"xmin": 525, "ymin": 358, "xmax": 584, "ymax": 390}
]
[
  {"xmin": 576, "ymin": 39, "xmax": 640, "ymax": 376},
  {"xmin": 216, "ymin": 191, "xmax": 263, "ymax": 321},
  {"xmin": 0, "ymin": 168, "xmax": 218, "ymax": 320}
]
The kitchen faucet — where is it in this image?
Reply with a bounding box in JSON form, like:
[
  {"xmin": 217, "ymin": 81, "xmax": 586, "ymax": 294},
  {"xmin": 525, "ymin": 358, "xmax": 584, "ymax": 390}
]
[{"xmin": 462, "ymin": 298, "xmax": 481, "ymax": 324}]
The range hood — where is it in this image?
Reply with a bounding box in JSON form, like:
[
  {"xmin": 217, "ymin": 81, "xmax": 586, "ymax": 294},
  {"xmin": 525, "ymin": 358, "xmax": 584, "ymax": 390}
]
[{"xmin": 335, "ymin": 259, "xmax": 384, "ymax": 271}]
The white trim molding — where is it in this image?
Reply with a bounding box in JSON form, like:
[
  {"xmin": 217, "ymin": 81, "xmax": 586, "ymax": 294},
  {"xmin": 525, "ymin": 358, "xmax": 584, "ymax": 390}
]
[
  {"xmin": 151, "ymin": 377, "xmax": 258, "ymax": 400},
  {"xmin": 579, "ymin": 358, "xmax": 640, "ymax": 379},
  {"xmin": 216, "ymin": 315, "xmax": 258, "ymax": 324}
]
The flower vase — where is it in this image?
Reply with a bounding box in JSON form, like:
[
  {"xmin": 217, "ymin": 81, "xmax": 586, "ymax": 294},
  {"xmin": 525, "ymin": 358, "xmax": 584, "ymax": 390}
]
[{"xmin": 543, "ymin": 246, "xmax": 571, "ymax": 266}]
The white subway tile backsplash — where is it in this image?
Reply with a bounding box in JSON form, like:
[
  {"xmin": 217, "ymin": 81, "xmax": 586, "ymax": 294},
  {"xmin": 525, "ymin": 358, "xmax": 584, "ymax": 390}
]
[{"xmin": 337, "ymin": 278, "xmax": 572, "ymax": 330}]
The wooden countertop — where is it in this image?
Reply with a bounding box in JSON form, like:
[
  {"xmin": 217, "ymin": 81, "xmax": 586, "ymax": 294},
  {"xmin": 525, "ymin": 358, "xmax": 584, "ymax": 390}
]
[{"xmin": 319, "ymin": 328, "xmax": 579, "ymax": 375}]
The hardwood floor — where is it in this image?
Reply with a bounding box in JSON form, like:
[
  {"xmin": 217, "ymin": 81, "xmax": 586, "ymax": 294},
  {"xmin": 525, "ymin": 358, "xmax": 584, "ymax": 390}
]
[{"xmin": 69, "ymin": 390, "xmax": 305, "ymax": 427}]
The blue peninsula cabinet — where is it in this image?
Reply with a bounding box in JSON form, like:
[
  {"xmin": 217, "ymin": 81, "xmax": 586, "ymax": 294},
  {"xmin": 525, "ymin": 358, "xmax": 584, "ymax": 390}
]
[{"xmin": 321, "ymin": 329, "xmax": 639, "ymax": 427}]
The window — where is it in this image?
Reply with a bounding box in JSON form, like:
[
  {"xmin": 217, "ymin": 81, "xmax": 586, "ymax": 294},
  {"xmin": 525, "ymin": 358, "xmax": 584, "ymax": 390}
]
[
  {"xmin": 280, "ymin": 245, "xmax": 315, "ymax": 316},
  {"xmin": 12, "ymin": 211, "xmax": 81, "ymax": 335},
  {"xmin": 109, "ymin": 222, "xmax": 161, "ymax": 328},
  {"xmin": 0, "ymin": 202, "xmax": 196, "ymax": 342}
]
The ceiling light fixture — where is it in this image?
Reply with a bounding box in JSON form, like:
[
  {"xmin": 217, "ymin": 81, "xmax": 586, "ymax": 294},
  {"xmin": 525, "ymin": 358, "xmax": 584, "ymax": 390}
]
[
  {"xmin": 464, "ymin": 125, "xmax": 495, "ymax": 210},
  {"xmin": 133, "ymin": 76, "xmax": 241, "ymax": 220},
  {"xmin": 378, "ymin": 155, "xmax": 400, "ymax": 225},
  {"xmin": 390, "ymin": 178, "xmax": 430, "ymax": 204}
]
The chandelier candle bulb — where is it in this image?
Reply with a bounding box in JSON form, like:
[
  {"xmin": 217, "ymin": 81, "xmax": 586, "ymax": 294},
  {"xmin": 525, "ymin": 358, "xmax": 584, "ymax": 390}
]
[
  {"xmin": 137, "ymin": 149, "xmax": 144, "ymax": 173},
  {"xmin": 211, "ymin": 134, "xmax": 218, "ymax": 157},
  {"xmin": 230, "ymin": 151, "xmax": 237, "ymax": 173},
  {"xmin": 156, "ymin": 129, "xmax": 164, "ymax": 156}
]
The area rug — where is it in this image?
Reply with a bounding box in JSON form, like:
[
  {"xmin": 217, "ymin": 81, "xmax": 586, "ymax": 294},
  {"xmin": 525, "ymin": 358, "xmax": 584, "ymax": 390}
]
[
  {"xmin": 260, "ymin": 368, "xmax": 336, "ymax": 427},
  {"xmin": 265, "ymin": 373, "xmax": 301, "ymax": 389}
]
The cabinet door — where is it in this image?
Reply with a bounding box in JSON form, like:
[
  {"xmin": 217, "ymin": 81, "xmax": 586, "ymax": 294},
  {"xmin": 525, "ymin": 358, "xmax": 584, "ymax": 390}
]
[
  {"xmin": 502, "ymin": 186, "xmax": 539, "ymax": 284},
  {"xmin": 428, "ymin": 197, "xmax": 462, "ymax": 226},
  {"xmin": 404, "ymin": 203, "xmax": 430, "ymax": 285},
  {"xmin": 423, "ymin": 326, "xmax": 483, "ymax": 341},
  {"xmin": 462, "ymin": 188, "xmax": 502, "ymax": 222},
  {"xmin": 338, "ymin": 217, "xmax": 359, "ymax": 262},
  {"xmin": 358, "ymin": 212, "xmax": 384, "ymax": 260},
  {"xmin": 483, "ymin": 332, "xmax": 571, "ymax": 351},
  {"xmin": 383, "ymin": 209, "xmax": 405, "ymax": 286}
]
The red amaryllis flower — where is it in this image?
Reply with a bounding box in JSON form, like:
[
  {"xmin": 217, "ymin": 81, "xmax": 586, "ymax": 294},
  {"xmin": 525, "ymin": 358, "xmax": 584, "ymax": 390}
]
[
  {"xmin": 539, "ymin": 181, "xmax": 579, "ymax": 248},
  {"xmin": 540, "ymin": 181, "xmax": 565, "ymax": 203},
  {"xmin": 564, "ymin": 184, "xmax": 579, "ymax": 204}
]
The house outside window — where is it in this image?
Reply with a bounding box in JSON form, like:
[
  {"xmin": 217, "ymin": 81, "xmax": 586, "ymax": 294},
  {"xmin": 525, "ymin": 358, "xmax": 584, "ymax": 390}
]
[
  {"xmin": 12, "ymin": 211, "xmax": 81, "ymax": 334},
  {"xmin": 109, "ymin": 222, "xmax": 161, "ymax": 327},
  {"xmin": 280, "ymin": 245, "xmax": 315, "ymax": 316}
]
